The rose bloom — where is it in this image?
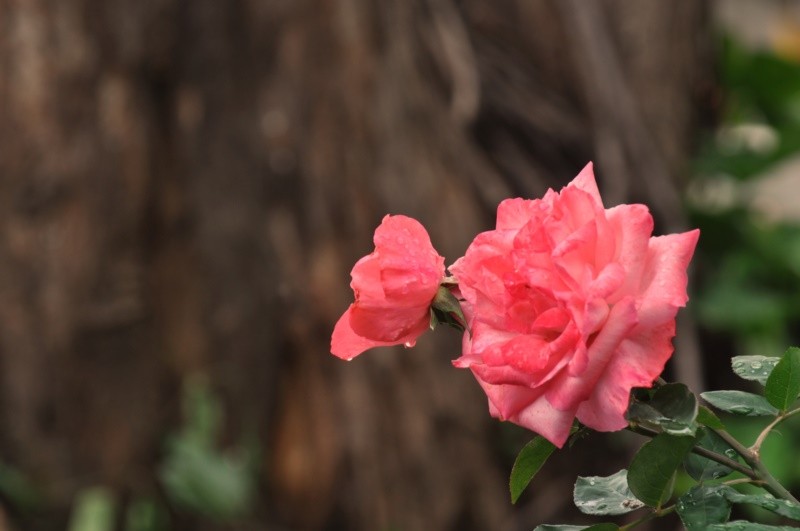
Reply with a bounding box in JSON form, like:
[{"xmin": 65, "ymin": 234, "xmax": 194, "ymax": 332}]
[
  {"xmin": 331, "ymin": 215, "xmax": 445, "ymax": 360},
  {"xmin": 450, "ymin": 163, "xmax": 699, "ymax": 447}
]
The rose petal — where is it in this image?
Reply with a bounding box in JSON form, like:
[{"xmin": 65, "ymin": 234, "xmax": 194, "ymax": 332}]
[
  {"xmin": 576, "ymin": 320, "xmax": 676, "ymax": 431},
  {"xmin": 332, "ymin": 214, "xmax": 445, "ymax": 358},
  {"xmin": 474, "ymin": 377, "xmax": 546, "ymax": 420},
  {"xmin": 637, "ymin": 229, "xmax": 700, "ymax": 327},
  {"xmin": 331, "ymin": 305, "xmax": 433, "ymax": 360},
  {"xmin": 547, "ymin": 297, "xmax": 638, "ymax": 410},
  {"xmin": 447, "ymin": 162, "xmax": 699, "ymax": 443},
  {"xmin": 496, "ymin": 198, "xmax": 541, "ymax": 230},
  {"xmin": 349, "ymin": 303, "xmax": 431, "ymax": 342},
  {"xmin": 512, "ymin": 392, "xmax": 577, "ymax": 448},
  {"xmin": 569, "ymin": 162, "xmax": 603, "ymax": 207},
  {"xmin": 374, "ymin": 215, "xmax": 445, "ymax": 303},
  {"xmin": 331, "ymin": 307, "xmax": 395, "ymax": 360},
  {"xmin": 605, "ymin": 204, "xmax": 654, "ymax": 301},
  {"xmin": 350, "ymin": 253, "xmax": 385, "ymax": 301}
]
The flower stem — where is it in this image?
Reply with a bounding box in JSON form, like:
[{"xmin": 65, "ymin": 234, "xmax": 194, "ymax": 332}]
[
  {"xmin": 618, "ymin": 504, "xmax": 675, "ymax": 530},
  {"xmin": 626, "ymin": 425, "xmax": 756, "ymax": 479},
  {"xmin": 712, "ymin": 427, "xmax": 800, "ymax": 504},
  {"xmin": 751, "ymin": 406, "xmax": 800, "ymax": 454}
]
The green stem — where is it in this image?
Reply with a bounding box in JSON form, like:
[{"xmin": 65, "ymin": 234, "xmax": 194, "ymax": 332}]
[
  {"xmin": 712, "ymin": 427, "xmax": 800, "ymax": 504},
  {"xmin": 723, "ymin": 477, "xmax": 763, "ymax": 488},
  {"xmin": 618, "ymin": 504, "xmax": 675, "ymax": 530},
  {"xmin": 627, "ymin": 425, "xmax": 757, "ymax": 480},
  {"xmin": 752, "ymin": 406, "xmax": 800, "ymax": 454}
]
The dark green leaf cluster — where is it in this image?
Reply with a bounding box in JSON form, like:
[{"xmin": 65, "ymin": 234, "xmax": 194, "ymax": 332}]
[{"xmin": 509, "ymin": 347, "xmax": 800, "ymax": 530}]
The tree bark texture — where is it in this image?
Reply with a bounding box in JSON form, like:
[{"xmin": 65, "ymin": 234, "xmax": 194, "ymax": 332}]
[{"xmin": 0, "ymin": 1, "xmax": 711, "ymax": 530}]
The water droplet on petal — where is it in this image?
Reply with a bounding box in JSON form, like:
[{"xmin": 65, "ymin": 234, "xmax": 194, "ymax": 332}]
[{"xmin": 404, "ymin": 341, "xmax": 415, "ymax": 348}]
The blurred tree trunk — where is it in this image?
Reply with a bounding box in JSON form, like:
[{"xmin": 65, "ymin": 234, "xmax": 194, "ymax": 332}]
[{"xmin": 0, "ymin": 1, "xmax": 711, "ymax": 530}]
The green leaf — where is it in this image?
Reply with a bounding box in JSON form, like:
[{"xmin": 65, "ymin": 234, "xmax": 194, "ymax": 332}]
[
  {"xmin": 676, "ymin": 485, "xmax": 732, "ymax": 530},
  {"xmin": 509, "ymin": 436, "xmax": 556, "ymax": 503},
  {"xmin": 430, "ymin": 307, "xmax": 467, "ymax": 332},
  {"xmin": 573, "ymin": 469, "xmax": 644, "ymax": 515},
  {"xmin": 160, "ymin": 439, "xmax": 256, "ymax": 520},
  {"xmin": 731, "ymin": 356, "xmax": 781, "ymax": 385},
  {"xmin": 701, "ymin": 390, "xmax": 780, "ymax": 416},
  {"xmin": 159, "ymin": 378, "xmax": 257, "ymax": 520},
  {"xmin": 431, "ymin": 286, "xmax": 467, "ymax": 330},
  {"xmin": 684, "ymin": 428, "xmax": 736, "ymax": 481},
  {"xmin": 627, "ymin": 433, "xmax": 696, "ymax": 507},
  {"xmin": 697, "ymin": 405, "xmax": 725, "ymax": 430},
  {"xmin": 534, "ymin": 525, "xmax": 618, "ymax": 531},
  {"xmin": 765, "ymin": 347, "xmax": 800, "ymax": 411},
  {"xmin": 125, "ymin": 497, "xmax": 169, "ymax": 531},
  {"xmin": 627, "ymin": 383, "xmax": 698, "ymax": 436},
  {"xmin": 708, "ymin": 522, "xmax": 797, "ymax": 530},
  {"xmin": 721, "ymin": 486, "xmax": 800, "ymax": 520},
  {"xmin": 68, "ymin": 487, "xmax": 116, "ymax": 531}
]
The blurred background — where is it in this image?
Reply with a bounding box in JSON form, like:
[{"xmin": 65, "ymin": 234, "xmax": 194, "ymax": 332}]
[{"xmin": 1, "ymin": 0, "xmax": 800, "ymax": 530}]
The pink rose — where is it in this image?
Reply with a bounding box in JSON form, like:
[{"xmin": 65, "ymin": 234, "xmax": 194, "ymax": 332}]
[
  {"xmin": 331, "ymin": 215, "xmax": 446, "ymax": 360},
  {"xmin": 450, "ymin": 163, "xmax": 699, "ymax": 447}
]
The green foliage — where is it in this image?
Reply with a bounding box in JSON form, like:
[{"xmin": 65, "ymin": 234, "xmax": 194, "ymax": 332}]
[
  {"xmin": 573, "ymin": 469, "xmax": 643, "ymax": 515},
  {"xmin": 627, "ymin": 433, "xmax": 695, "ymax": 507},
  {"xmin": 124, "ymin": 498, "xmax": 170, "ymax": 531},
  {"xmin": 676, "ymin": 485, "xmax": 732, "ymax": 530},
  {"xmin": 535, "ymin": 32, "xmax": 800, "ymax": 531},
  {"xmin": 722, "ymin": 486, "xmax": 800, "ymax": 520},
  {"xmin": 159, "ymin": 377, "xmax": 258, "ymax": 521},
  {"xmin": 765, "ymin": 347, "xmax": 800, "ymax": 411},
  {"xmin": 695, "ymin": 36, "xmax": 800, "ymax": 180},
  {"xmin": 708, "ymin": 523, "xmax": 798, "ymax": 530},
  {"xmin": 684, "ymin": 428, "xmax": 736, "ymax": 481},
  {"xmin": 430, "ymin": 286, "xmax": 468, "ymax": 331},
  {"xmin": 691, "ymin": 36, "xmax": 800, "ymax": 356},
  {"xmin": 697, "ymin": 406, "xmax": 726, "ymax": 430},
  {"xmin": 517, "ymin": 344, "xmax": 800, "ymax": 530},
  {"xmin": 676, "ymin": 483, "xmax": 800, "ymax": 530},
  {"xmin": 627, "ymin": 383, "xmax": 698, "ymax": 436},
  {"xmin": 723, "ymin": 414, "xmax": 799, "ymax": 488},
  {"xmin": 509, "ymin": 436, "xmax": 555, "ymax": 503},
  {"xmin": 68, "ymin": 488, "xmax": 116, "ymax": 531},
  {"xmin": 701, "ymin": 391, "xmax": 780, "ymax": 417},
  {"xmin": 732, "ymin": 356, "xmax": 781, "ymax": 385}
]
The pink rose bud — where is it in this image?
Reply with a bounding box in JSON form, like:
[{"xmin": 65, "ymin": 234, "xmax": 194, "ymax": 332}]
[
  {"xmin": 331, "ymin": 215, "xmax": 446, "ymax": 360},
  {"xmin": 450, "ymin": 163, "xmax": 700, "ymax": 447}
]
